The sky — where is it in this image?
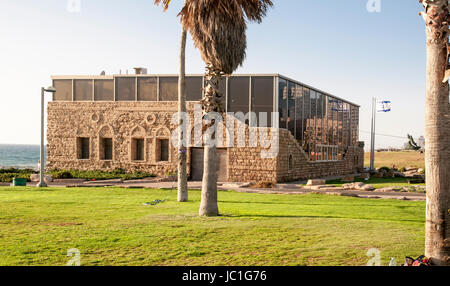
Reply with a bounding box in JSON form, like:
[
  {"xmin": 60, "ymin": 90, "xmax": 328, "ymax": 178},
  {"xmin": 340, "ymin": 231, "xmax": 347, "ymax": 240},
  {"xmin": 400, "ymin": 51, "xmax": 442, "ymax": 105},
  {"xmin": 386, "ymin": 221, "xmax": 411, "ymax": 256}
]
[{"xmin": 0, "ymin": 0, "xmax": 426, "ymax": 150}]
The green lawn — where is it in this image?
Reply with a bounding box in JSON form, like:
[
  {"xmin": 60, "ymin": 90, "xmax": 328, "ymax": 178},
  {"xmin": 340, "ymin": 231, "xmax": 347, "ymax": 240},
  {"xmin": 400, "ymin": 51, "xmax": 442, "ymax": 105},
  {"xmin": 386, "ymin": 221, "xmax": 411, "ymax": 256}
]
[{"xmin": 0, "ymin": 187, "xmax": 425, "ymax": 266}]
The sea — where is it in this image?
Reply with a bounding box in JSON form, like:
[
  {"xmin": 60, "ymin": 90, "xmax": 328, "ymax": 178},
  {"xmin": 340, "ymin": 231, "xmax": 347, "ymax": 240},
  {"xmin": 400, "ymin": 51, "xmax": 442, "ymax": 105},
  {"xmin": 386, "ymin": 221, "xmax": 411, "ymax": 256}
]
[{"xmin": 0, "ymin": 144, "xmax": 41, "ymax": 170}]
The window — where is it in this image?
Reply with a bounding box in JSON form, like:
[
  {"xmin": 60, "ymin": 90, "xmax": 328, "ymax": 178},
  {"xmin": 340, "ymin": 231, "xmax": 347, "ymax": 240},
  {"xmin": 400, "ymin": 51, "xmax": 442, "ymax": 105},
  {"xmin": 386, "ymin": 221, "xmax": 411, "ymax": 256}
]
[
  {"xmin": 74, "ymin": 80, "xmax": 93, "ymax": 101},
  {"xmin": 159, "ymin": 77, "xmax": 178, "ymax": 101},
  {"xmin": 228, "ymin": 77, "xmax": 250, "ymax": 115},
  {"xmin": 157, "ymin": 139, "xmax": 169, "ymax": 162},
  {"xmin": 288, "ymin": 154, "xmax": 293, "ymax": 171},
  {"xmin": 186, "ymin": 77, "xmax": 203, "ymax": 101},
  {"xmin": 77, "ymin": 137, "xmax": 90, "ymax": 160},
  {"xmin": 100, "ymin": 138, "xmax": 113, "ymax": 160},
  {"xmin": 116, "ymin": 77, "xmax": 136, "ymax": 101},
  {"xmin": 131, "ymin": 138, "xmax": 145, "ymax": 161},
  {"xmin": 295, "ymin": 85, "xmax": 303, "ymax": 141},
  {"xmin": 53, "ymin": 80, "xmax": 72, "ymax": 101},
  {"xmin": 94, "ymin": 80, "xmax": 114, "ymax": 101},
  {"xmin": 138, "ymin": 77, "xmax": 157, "ymax": 101},
  {"xmin": 251, "ymin": 77, "xmax": 274, "ymax": 127},
  {"xmin": 278, "ymin": 78, "xmax": 287, "ymax": 129},
  {"xmin": 287, "ymin": 81, "xmax": 296, "ymax": 136},
  {"xmin": 302, "ymin": 87, "xmax": 310, "ymax": 147}
]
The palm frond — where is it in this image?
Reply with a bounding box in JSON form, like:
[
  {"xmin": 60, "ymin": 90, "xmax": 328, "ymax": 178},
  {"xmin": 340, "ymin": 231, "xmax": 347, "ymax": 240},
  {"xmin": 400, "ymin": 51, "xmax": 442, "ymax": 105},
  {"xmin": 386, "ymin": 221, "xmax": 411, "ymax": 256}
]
[
  {"xmin": 179, "ymin": 0, "xmax": 272, "ymax": 74},
  {"xmin": 154, "ymin": 0, "xmax": 172, "ymax": 11}
]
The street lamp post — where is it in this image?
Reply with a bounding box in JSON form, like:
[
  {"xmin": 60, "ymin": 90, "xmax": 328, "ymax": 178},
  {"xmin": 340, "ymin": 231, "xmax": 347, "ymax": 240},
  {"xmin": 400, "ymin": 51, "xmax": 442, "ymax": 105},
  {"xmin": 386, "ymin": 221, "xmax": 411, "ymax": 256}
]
[{"xmin": 37, "ymin": 86, "xmax": 56, "ymax": 188}]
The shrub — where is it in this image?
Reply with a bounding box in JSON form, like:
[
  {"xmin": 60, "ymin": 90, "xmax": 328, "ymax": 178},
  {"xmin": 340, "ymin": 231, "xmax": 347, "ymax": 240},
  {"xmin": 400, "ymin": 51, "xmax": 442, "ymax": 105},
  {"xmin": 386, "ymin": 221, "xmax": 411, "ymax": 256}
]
[
  {"xmin": 253, "ymin": 181, "xmax": 276, "ymax": 189},
  {"xmin": 0, "ymin": 168, "xmax": 35, "ymax": 174},
  {"xmin": 0, "ymin": 173, "xmax": 32, "ymax": 183},
  {"xmin": 52, "ymin": 171, "xmax": 73, "ymax": 179},
  {"xmin": 378, "ymin": 166, "xmax": 391, "ymax": 173},
  {"xmin": 0, "ymin": 168, "xmax": 36, "ymax": 182},
  {"xmin": 48, "ymin": 169, "xmax": 156, "ymax": 181}
]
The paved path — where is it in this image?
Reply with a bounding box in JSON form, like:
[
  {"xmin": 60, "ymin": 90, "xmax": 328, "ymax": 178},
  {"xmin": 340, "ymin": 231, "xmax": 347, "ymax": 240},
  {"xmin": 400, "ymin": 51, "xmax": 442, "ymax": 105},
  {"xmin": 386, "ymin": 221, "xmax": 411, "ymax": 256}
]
[{"xmin": 14, "ymin": 178, "xmax": 425, "ymax": 201}]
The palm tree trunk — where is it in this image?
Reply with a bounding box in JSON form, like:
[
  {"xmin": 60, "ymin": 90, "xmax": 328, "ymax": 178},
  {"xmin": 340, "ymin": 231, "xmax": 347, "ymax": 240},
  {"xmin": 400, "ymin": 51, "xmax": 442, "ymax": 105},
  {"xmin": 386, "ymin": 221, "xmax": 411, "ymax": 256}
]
[
  {"xmin": 421, "ymin": 0, "xmax": 450, "ymax": 265},
  {"xmin": 177, "ymin": 27, "xmax": 188, "ymax": 203},
  {"xmin": 199, "ymin": 65, "xmax": 221, "ymax": 217}
]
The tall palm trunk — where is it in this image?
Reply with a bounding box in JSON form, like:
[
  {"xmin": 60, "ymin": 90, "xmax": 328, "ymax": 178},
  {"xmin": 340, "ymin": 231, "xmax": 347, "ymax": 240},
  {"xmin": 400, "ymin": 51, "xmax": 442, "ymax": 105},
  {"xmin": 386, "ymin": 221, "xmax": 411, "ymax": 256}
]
[
  {"xmin": 420, "ymin": 0, "xmax": 450, "ymax": 265},
  {"xmin": 199, "ymin": 66, "xmax": 221, "ymax": 216},
  {"xmin": 177, "ymin": 27, "xmax": 188, "ymax": 202}
]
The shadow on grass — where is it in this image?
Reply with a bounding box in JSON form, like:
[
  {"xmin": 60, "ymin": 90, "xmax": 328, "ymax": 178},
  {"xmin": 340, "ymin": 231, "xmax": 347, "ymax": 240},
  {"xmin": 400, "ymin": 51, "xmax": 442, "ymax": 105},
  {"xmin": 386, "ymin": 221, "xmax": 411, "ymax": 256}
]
[
  {"xmin": 222, "ymin": 213, "xmax": 424, "ymax": 223},
  {"xmin": 218, "ymin": 200, "xmax": 422, "ymax": 209}
]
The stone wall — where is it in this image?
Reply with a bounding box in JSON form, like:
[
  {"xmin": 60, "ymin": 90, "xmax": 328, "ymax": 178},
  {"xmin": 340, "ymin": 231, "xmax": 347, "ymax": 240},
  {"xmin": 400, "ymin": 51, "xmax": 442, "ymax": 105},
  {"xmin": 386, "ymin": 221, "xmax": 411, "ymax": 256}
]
[
  {"xmin": 47, "ymin": 101, "xmax": 182, "ymax": 176},
  {"xmin": 47, "ymin": 101, "xmax": 364, "ymax": 182},
  {"xmin": 275, "ymin": 129, "xmax": 364, "ymax": 182}
]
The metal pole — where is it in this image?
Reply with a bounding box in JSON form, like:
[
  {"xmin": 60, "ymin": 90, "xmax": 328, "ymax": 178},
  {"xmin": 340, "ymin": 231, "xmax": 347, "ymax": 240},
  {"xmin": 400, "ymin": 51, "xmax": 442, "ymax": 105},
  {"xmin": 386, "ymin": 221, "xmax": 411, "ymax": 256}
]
[
  {"xmin": 370, "ymin": 97, "xmax": 376, "ymax": 171},
  {"xmin": 37, "ymin": 87, "xmax": 47, "ymax": 187}
]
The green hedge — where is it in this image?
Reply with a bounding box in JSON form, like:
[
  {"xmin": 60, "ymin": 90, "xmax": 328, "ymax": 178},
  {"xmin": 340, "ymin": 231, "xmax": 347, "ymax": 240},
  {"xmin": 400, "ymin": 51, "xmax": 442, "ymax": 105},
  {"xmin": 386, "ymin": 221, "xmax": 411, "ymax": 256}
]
[
  {"xmin": 49, "ymin": 169, "xmax": 156, "ymax": 181},
  {"xmin": 0, "ymin": 173, "xmax": 34, "ymax": 183}
]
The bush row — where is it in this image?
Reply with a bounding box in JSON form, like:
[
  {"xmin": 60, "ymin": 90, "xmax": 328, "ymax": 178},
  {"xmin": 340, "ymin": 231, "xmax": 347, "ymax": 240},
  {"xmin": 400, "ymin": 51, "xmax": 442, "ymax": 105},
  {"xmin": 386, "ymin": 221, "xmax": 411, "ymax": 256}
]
[{"xmin": 48, "ymin": 169, "xmax": 156, "ymax": 181}]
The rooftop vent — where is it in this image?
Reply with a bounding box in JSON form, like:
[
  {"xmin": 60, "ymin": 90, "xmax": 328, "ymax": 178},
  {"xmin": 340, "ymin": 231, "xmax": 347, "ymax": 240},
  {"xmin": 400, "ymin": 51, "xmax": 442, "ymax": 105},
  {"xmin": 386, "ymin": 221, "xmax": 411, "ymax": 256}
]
[{"xmin": 134, "ymin": 67, "xmax": 148, "ymax": 75}]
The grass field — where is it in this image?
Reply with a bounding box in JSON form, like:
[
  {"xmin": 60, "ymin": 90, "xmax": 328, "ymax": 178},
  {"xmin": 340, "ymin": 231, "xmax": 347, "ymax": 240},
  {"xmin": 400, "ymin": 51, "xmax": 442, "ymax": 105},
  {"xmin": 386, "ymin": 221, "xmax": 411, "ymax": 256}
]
[
  {"xmin": 0, "ymin": 187, "xmax": 425, "ymax": 266},
  {"xmin": 364, "ymin": 151, "xmax": 425, "ymax": 169}
]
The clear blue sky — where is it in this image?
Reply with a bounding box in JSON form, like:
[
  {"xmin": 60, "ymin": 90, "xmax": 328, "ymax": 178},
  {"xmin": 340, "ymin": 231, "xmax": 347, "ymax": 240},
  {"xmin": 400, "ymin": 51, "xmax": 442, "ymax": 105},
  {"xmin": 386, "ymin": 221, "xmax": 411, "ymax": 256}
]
[{"xmin": 0, "ymin": 0, "xmax": 426, "ymax": 149}]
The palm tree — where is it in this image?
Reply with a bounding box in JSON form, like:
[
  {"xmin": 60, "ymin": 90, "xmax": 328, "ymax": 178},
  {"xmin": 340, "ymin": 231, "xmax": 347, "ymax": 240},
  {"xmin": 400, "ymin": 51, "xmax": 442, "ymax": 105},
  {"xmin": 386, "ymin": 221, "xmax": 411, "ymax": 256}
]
[
  {"xmin": 179, "ymin": 0, "xmax": 273, "ymax": 216},
  {"xmin": 154, "ymin": 0, "xmax": 189, "ymax": 202},
  {"xmin": 419, "ymin": 0, "xmax": 450, "ymax": 265}
]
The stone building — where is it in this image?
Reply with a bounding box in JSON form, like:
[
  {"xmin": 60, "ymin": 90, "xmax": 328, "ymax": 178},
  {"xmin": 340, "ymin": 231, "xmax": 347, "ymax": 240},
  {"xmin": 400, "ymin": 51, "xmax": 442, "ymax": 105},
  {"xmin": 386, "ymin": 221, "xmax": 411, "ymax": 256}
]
[{"xmin": 47, "ymin": 72, "xmax": 364, "ymax": 183}]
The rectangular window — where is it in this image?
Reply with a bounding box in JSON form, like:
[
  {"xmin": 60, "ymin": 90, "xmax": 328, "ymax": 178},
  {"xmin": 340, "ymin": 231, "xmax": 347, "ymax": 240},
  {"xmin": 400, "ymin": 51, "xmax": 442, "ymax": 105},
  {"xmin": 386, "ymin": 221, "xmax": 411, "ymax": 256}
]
[
  {"xmin": 100, "ymin": 138, "xmax": 113, "ymax": 160},
  {"xmin": 53, "ymin": 80, "xmax": 72, "ymax": 101},
  {"xmin": 159, "ymin": 77, "xmax": 178, "ymax": 101},
  {"xmin": 309, "ymin": 90, "xmax": 317, "ymax": 160},
  {"xmin": 158, "ymin": 139, "xmax": 169, "ymax": 162},
  {"xmin": 295, "ymin": 85, "xmax": 303, "ymax": 141},
  {"xmin": 316, "ymin": 93, "xmax": 323, "ymax": 145},
  {"xmin": 132, "ymin": 138, "xmax": 145, "ymax": 161},
  {"xmin": 77, "ymin": 137, "xmax": 90, "ymax": 160},
  {"xmin": 94, "ymin": 80, "xmax": 114, "ymax": 101},
  {"xmin": 287, "ymin": 81, "xmax": 296, "ymax": 136},
  {"xmin": 328, "ymin": 96, "xmax": 334, "ymax": 145},
  {"xmin": 228, "ymin": 76, "xmax": 250, "ymax": 115},
  {"xmin": 186, "ymin": 77, "xmax": 203, "ymax": 102},
  {"xmin": 302, "ymin": 87, "xmax": 310, "ymax": 148},
  {"xmin": 278, "ymin": 78, "xmax": 288, "ymax": 129},
  {"xmin": 116, "ymin": 77, "xmax": 136, "ymax": 101},
  {"xmin": 251, "ymin": 76, "xmax": 274, "ymax": 127},
  {"xmin": 138, "ymin": 77, "xmax": 157, "ymax": 101},
  {"xmin": 74, "ymin": 80, "xmax": 93, "ymax": 101}
]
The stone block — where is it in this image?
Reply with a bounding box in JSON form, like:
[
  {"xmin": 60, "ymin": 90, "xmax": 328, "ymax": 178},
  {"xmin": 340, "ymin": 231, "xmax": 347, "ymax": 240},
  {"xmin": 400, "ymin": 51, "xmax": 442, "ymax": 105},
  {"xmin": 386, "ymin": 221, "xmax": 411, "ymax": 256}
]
[
  {"xmin": 306, "ymin": 179, "xmax": 326, "ymax": 186},
  {"xmin": 358, "ymin": 173, "xmax": 370, "ymax": 180},
  {"xmin": 342, "ymin": 175, "xmax": 355, "ymax": 183}
]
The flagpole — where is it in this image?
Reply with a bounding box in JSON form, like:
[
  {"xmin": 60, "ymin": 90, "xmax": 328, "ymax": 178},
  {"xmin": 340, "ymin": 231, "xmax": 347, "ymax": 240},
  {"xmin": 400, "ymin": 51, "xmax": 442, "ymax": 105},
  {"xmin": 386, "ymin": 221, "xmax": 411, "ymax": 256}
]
[{"xmin": 370, "ymin": 97, "xmax": 376, "ymax": 171}]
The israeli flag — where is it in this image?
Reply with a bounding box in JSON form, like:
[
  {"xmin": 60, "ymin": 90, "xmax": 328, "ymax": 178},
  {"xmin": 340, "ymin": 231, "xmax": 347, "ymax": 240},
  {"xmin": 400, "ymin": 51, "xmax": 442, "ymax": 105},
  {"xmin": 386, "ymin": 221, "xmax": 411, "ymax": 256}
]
[
  {"xmin": 377, "ymin": 101, "xmax": 391, "ymax": 112},
  {"xmin": 330, "ymin": 99, "xmax": 345, "ymax": 112}
]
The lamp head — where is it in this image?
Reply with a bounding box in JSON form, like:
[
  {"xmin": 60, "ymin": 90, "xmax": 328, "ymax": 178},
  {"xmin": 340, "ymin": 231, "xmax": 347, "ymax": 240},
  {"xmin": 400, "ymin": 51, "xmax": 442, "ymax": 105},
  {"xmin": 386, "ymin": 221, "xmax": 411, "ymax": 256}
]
[{"xmin": 44, "ymin": 86, "xmax": 56, "ymax": 93}]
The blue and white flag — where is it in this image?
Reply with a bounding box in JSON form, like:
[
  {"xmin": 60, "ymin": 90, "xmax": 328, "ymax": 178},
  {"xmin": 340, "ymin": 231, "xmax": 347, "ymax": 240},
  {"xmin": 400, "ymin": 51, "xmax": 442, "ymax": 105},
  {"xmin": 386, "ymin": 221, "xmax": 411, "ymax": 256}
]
[
  {"xmin": 330, "ymin": 99, "xmax": 346, "ymax": 112},
  {"xmin": 377, "ymin": 101, "xmax": 392, "ymax": 112}
]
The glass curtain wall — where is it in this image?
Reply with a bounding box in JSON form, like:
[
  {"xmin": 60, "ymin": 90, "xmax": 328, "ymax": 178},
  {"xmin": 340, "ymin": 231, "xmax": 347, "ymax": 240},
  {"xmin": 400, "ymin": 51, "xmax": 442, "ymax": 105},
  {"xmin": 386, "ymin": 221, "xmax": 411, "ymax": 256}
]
[
  {"xmin": 53, "ymin": 75, "xmax": 359, "ymax": 162},
  {"xmin": 278, "ymin": 79, "xmax": 288, "ymax": 129},
  {"xmin": 287, "ymin": 81, "xmax": 296, "ymax": 136},
  {"xmin": 295, "ymin": 85, "xmax": 303, "ymax": 143},
  {"xmin": 251, "ymin": 77, "xmax": 274, "ymax": 127}
]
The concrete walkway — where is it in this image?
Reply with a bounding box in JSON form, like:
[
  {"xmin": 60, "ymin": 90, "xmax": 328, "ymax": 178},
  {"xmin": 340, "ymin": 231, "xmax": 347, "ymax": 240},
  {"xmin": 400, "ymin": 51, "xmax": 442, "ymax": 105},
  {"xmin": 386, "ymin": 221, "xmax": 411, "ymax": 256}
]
[{"xmin": 11, "ymin": 178, "xmax": 425, "ymax": 201}]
